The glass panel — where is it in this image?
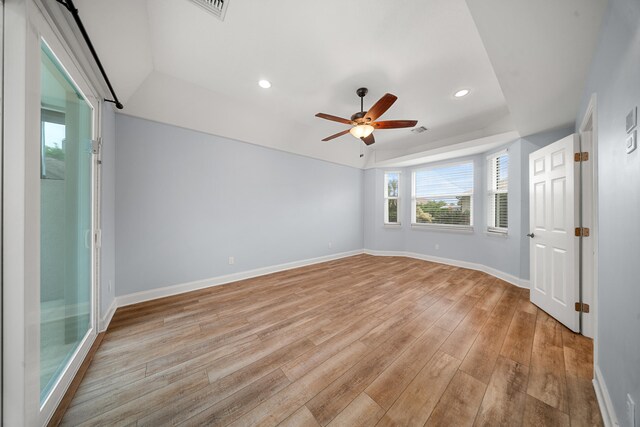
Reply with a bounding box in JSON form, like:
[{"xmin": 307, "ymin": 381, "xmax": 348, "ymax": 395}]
[
  {"xmin": 40, "ymin": 42, "xmax": 93, "ymax": 404},
  {"xmin": 385, "ymin": 172, "xmax": 399, "ymax": 198},
  {"xmin": 387, "ymin": 199, "xmax": 398, "ymax": 223},
  {"xmin": 496, "ymin": 154, "xmax": 508, "ymax": 191},
  {"xmin": 414, "ymin": 162, "xmax": 474, "ymax": 226},
  {"xmin": 415, "ymin": 196, "xmax": 472, "ymax": 225},
  {"xmin": 495, "ymin": 193, "xmax": 508, "ymax": 228}
]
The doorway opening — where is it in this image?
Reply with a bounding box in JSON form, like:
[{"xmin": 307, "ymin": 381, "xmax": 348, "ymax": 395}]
[{"xmin": 578, "ymin": 94, "xmax": 598, "ymax": 342}]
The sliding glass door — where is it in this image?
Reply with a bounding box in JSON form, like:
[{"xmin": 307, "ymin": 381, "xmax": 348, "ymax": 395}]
[{"xmin": 39, "ymin": 41, "xmax": 94, "ymax": 405}]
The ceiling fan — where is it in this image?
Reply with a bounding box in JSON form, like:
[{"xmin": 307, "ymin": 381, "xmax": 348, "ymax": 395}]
[{"xmin": 315, "ymin": 87, "xmax": 418, "ymax": 146}]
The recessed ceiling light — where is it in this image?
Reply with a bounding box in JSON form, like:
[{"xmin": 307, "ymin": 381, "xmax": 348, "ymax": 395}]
[
  {"xmin": 454, "ymin": 89, "xmax": 470, "ymax": 98},
  {"xmin": 258, "ymin": 79, "xmax": 271, "ymax": 89}
]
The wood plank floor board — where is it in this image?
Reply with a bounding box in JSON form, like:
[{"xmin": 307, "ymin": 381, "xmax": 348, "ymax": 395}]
[
  {"xmin": 376, "ymin": 351, "xmax": 461, "ymax": 427},
  {"xmin": 475, "ymin": 279, "xmax": 506, "ymax": 312},
  {"xmin": 439, "ymin": 306, "xmax": 491, "ymax": 360},
  {"xmin": 228, "ymin": 340, "xmax": 370, "ymax": 427},
  {"xmin": 500, "ymin": 309, "xmax": 537, "ymax": 367},
  {"xmin": 325, "ymin": 393, "xmax": 385, "ymax": 427},
  {"xmin": 59, "ymin": 255, "xmax": 600, "ymax": 427},
  {"xmin": 562, "ymin": 328, "xmax": 595, "ymax": 380},
  {"xmin": 474, "ymin": 356, "xmax": 529, "ymax": 427},
  {"xmin": 566, "ymin": 375, "xmax": 604, "ymax": 427},
  {"xmin": 403, "ymin": 296, "xmax": 456, "ymax": 338},
  {"xmin": 181, "ymin": 368, "xmax": 291, "ymax": 427},
  {"xmin": 522, "ymin": 395, "xmax": 570, "ymax": 427},
  {"xmin": 434, "ymin": 294, "xmax": 481, "ymax": 332},
  {"xmin": 306, "ymin": 329, "xmax": 418, "ymax": 425},
  {"xmin": 459, "ymin": 288, "xmax": 520, "ymax": 383},
  {"xmin": 282, "ymin": 312, "xmax": 384, "ymax": 381},
  {"xmin": 279, "ymin": 406, "xmax": 321, "ymax": 427},
  {"xmin": 527, "ymin": 311, "xmax": 569, "ymax": 413},
  {"xmin": 365, "ymin": 326, "xmax": 450, "ymax": 410},
  {"xmin": 424, "ymin": 370, "xmax": 487, "ymax": 427}
]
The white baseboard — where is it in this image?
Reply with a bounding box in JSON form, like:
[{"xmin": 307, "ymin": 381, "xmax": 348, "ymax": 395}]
[
  {"xmin": 102, "ymin": 249, "xmax": 528, "ymax": 333},
  {"xmin": 115, "ymin": 249, "xmax": 364, "ymax": 308},
  {"xmin": 364, "ymin": 249, "xmax": 529, "ymax": 289},
  {"xmin": 593, "ymin": 364, "xmax": 619, "ymax": 427},
  {"xmin": 99, "ymin": 298, "xmax": 117, "ymax": 332}
]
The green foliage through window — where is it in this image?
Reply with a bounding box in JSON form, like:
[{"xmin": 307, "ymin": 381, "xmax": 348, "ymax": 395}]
[{"xmin": 384, "ymin": 172, "xmax": 400, "ymax": 224}]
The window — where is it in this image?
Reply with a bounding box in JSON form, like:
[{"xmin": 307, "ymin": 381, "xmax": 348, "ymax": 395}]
[
  {"xmin": 411, "ymin": 161, "xmax": 474, "ymax": 229},
  {"xmin": 384, "ymin": 172, "xmax": 400, "ymax": 224},
  {"xmin": 41, "ymin": 109, "xmax": 66, "ymax": 180},
  {"xmin": 487, "ymin": 151, "xmax": 509, "ymax": 232}
]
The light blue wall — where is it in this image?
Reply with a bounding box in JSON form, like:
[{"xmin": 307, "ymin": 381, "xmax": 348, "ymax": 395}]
[
  {"xmin": 114, "ymin": 115, "xmax": 364, "ymax": 296},
  {"xmin": 100, "ymin": 104, "xmax": 117, "ymax": 316},
  {"xmin": 364, "ymin": 130, "xmax": 572, "ymax": 282},
  {"xmin": 576, "ymin": 0, "xmax": 640, "ymax": 424}
]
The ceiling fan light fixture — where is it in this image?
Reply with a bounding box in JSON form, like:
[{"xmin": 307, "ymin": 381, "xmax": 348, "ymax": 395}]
[{"xmin": 350, "ymin": 124, "xmax": 374, "ymax": 139}]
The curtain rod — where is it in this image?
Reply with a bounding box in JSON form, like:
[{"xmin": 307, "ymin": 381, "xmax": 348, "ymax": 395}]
[{"xmin": 55, "ymin": 0, "xmax": 124, "ymax": 109}]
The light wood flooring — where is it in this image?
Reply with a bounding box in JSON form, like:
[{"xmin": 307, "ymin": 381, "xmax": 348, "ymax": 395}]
[{"xmin": 61, "ymin": 255, "xmax": 603, "ymax": 426}]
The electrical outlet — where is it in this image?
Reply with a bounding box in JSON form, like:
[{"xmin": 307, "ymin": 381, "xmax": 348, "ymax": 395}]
[
  {"xmin": 628, "ymin": 394, "xmax": 636, "ymax": 427},
  {"xmin": 108, "ymin": 280, "xmax": 113, "ymax": 292},
  {"xmin": 228, "ymin": 256, "xmax": 235, "ymax": 265}
]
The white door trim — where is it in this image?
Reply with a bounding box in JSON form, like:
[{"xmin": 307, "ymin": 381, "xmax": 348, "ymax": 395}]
[
  {"xmin": 0, "ymin": 0, "xmax": 4, "ymax": 424},
  {"xmin": 3, "ymin": 2, "xmax": 31, "ymax": 425}
]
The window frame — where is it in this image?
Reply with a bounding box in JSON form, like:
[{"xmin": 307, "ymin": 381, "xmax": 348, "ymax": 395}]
[
  {"xmin": 486, "ymin": 149, "xmax": 509, "ymax": 234},
  {"xmin": 411, "ymin": 159, "xmax": 475, "ymax": 232},
  {"xmin": 383, "ymin": 171, "xmax": 401, "ymax": 226}
]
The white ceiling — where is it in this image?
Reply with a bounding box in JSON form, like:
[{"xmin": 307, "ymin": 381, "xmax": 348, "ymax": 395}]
[{"xmin": 75, "ymin": 0, "xmax": 607, "ymax": 168}]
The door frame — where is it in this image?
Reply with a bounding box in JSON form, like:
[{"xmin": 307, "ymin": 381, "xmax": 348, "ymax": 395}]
[
  {"xmin": 578, "ymin": 94, "xmax": 598, "ymax": 349},
  {"xmin": 3, "ymin": 1, "xmax": 102, "ymax": 424},
  {"xmin": 0, "ymin": 0, "xmax": 4, "ymax": 423}
]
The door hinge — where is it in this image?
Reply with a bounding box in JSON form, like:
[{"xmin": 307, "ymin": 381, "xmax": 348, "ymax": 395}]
[
  {"xmin": 574, "ymin": 152, "xmax": 589, "ymax": 162},
  {"xmin": 92, "ymin": 138, "xmax": 102, "ymax": 155},
  {"xmin": 575, "ymin": 227, "xmax": 590, "ymax": 237},
  {"xmin": 575, "ymin": 302, "xmax": 590, "ymax": 313}
]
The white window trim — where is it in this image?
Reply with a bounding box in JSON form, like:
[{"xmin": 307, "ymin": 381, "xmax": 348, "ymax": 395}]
[
  {"xmin": 410, "ymin": 160, "xmax": 475, "ymax": 230},
  {"xmin": 384, "ymin": 171, "xmax": 401, "ymax": 226},
  {"xmin": 486, "ymin": 149, "xmax": 509, "ymax": 234},
  {"xmin": 411, "ymin": 223, "xmax": 474, "ymax": 233}
]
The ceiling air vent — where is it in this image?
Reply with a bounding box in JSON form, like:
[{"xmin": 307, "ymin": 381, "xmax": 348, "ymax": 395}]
[
  {"xmin": 411, "ymin": 126, "xmax": 429, "ymax": 134},
  {"xmin": 189, "ymin": 0, "xmax": 229, "ymax": 21}
]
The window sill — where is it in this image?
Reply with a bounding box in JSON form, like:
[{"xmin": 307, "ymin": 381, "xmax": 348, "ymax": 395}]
[
  {"xmin": 410, "ymin": 223, "xmax": 474, "ymax": 234},
  {"xmin": 486, "ymin": 228, "xmax": 508, "ymax": 237},
  {"xmin": 383, "ymin": 223, "xmax": 402, "ymax": 228}
]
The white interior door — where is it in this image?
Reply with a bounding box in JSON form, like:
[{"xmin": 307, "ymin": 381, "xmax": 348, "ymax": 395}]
[{"xmin": 529, "ymin": 134, "xmax": 580, "ymax": 331}]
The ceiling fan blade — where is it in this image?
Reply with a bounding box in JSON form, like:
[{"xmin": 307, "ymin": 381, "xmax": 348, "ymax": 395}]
[
  {"xmin": 364, "ymin": 93, "xmax": 397, "ymax": 122},
  {"xmin": 361, "ymin": 133, "xmax": 375, "ymax": 146},
  {"xmin": 373, "ymin": 120, "xmax": 418, "ymax": 129},
  {"xmin": 322, "ymin": 129, "xmax": 351, "ymax": 142},
  {"xmin": 315, "ymin": 113, "xmax": 354, "ymax": 125}
]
